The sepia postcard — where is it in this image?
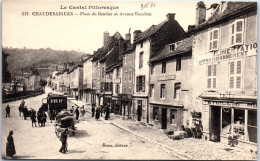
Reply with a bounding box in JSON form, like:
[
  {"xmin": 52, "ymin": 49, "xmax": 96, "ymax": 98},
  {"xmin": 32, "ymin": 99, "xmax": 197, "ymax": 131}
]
[{"xmin": 2, "ymin": 0, "xmax": 257, "ymax": 160}]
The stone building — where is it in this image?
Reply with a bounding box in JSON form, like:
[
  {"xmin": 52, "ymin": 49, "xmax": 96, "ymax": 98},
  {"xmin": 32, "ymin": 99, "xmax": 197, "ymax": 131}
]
[
  {"xmin": 189, "ymin": 1, "xmax": 257, "ymax": 147},
  {"xmin": 133, "ymin": 13, "xmax": 186, "ymax": 123},
  {"xmin": 149, "ymin": 37, "xmax": 193, "ymax": 130},
  {"xmin": 82, "ymin": 55, "xmax": 93, "ymax": 105}
]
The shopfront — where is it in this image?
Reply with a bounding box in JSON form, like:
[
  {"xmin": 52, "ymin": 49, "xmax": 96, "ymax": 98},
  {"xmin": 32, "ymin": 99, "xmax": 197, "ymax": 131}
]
[{"xmin": 203, "ymin": 98, "xmax": 257, "ymax": 147}]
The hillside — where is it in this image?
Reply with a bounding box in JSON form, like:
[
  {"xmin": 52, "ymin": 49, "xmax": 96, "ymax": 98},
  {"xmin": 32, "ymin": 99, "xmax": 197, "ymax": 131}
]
[{"xmin": 3, "ymin": 47, "xmax": 90, "ymax": 75}]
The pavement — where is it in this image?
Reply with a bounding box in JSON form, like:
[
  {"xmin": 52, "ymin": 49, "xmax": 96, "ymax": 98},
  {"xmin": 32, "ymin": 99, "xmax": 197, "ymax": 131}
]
[
  {"xmin": 1, "ymin": 87, "xmax": 181, "ymax": 160},
  {"xmin": 68, "ymin": 98, "xmax": 258, "ymax": 160}
]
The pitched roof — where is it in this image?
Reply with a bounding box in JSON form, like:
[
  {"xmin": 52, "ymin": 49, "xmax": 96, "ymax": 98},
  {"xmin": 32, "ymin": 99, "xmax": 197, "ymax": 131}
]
[
  {"xmin": 135, "ymin": 20, "xmax": 167, "ymax": 43},
  {"xmin": 191, "ymin": 2, "xmax": 256, "ymax": 32},
  {"xmin": 150, "ymin": 37, "xmax": 193, "ymax": 63}
]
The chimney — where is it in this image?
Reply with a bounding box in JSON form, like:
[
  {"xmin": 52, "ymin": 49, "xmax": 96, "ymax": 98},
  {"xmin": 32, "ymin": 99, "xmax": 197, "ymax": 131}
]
[
  {"xmin": 166, "ymin": 13, "xmax": 175, "ymax": 21},
  {"xmin": 103, "ymin": 31, "xmax": 109, "ymax": 48},
  {"xmin": 125, "ymin": 33, "xmax": 131, "ymax": 44},
  {"xmin": 188, "ymin": 25, "xmax": 196, "ymax": 32},
  {"xmin": 195, "ymin": 1, "xmax": 206, "ymax": 27},
  {"xmin": 133, "ymin": 30, "xmax": 142, "ymax": 42}
]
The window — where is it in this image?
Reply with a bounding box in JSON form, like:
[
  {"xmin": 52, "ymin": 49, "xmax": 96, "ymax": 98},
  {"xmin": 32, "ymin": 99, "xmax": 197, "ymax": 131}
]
[
  {"xmin": 160, "ymin": 84, "xmax": 166, "ymax": 98},
  {"xmin": 174, "ymin": 83, "xmax": 181, "ymax": 99},
  {"xmin": 102, "ymin": 67, "xmax": 105, "ymax": 78},
  {"xmin": 247, "ymin": 110, "xmax": 257, "ymax": 143},
  {"xmin": 170, "ymin": 44, "xmax": 175, "ymax": 52},
  {"xmin": 150, "ymin": 84, "xmax": 155, "ymax": 97},
  {"xmin": 140, "ymin": 41, "xmax": 143, "ymax": 48},
  {"xmin": 176, "ymin": 58, "xmax": 181, "ymax": 71},
  {"xmin": 231, "ymin": 19, "xmax": 244, "ymax": 46},
  {"xmin": 136, "ymin": 75, "xmax": 145, "ymax": 92},
  {"xmin": 207, "ymin": 64, "xmax": 217, "ymax": 90},
  {"xmin": 128, "ymin": 71, "xmax": 132, "ymax": 81},
  {"xmin": 229, "ymin": 60, "xmax": 242, "ymax": 89},
  {"xmin": 115, "ymin": 84, "xmax": 120, "ymax": 94},
  {"xmin": 153, "ymin": 107, "xmax": 159, "ymax": 120},
  {"xmin": 171, "ymin": 109, "xmax": 177, "ymax": 125},
  {"xmin": 139, "ymin": 52, "xmax": 143, "ymax": 69},
  {"xmin": 151, "ymin": 65, "xmax": 155, "ymax": 75},
  {"xmin": 209, "ymin": 28, "xmax": 219, "ymax": 51},
  {"xmin": 125, "ymin": 71, "xmax": 128, "ymax": 81},
  {"xmin": 116, "ymin": 68, "xmax": 120, "ymax": 78},
  {"xmin": 110, "ymin": 82, "xmax": 113, "ymax": 92},
  {"xmin": 162, "ymin": 62, "xmax": 166, "ymax": 73}
]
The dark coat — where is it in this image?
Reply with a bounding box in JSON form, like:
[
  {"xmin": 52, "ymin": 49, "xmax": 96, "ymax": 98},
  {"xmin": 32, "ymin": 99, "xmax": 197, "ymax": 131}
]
[
  {"xmin": 6, "ymin": 135, "xmax": 16, "ymax": 157},
  {"xmin": 6, "ymin": 106, "xmax": 10, "ymax": 113},
  {"xmin": 60, "ymin": 130, "xmax": 68, "ymax": 143}
]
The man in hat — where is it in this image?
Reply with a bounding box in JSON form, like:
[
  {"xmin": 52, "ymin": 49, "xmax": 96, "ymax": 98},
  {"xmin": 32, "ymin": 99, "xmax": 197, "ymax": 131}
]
[{"xmin": 5, "ymin": 105, "xmax": 10, "ymax": 118}]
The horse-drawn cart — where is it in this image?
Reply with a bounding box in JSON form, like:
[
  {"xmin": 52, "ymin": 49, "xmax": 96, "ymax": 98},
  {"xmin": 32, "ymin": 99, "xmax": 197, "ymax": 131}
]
[{"xmin": 54, "ymin": 110, "xmax": 76, "ymax": 137}]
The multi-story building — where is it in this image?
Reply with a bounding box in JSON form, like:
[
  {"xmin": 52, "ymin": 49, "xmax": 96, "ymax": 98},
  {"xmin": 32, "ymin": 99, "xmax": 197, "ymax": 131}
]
[
  {"xmin": 189, "ymin": 1, "xmax": 257, "ymax": 147},
  {"xmin": 68, "ymin": 64, "xmax": 83, "ymax": 98},
  {"xmin": 25, "ymin": 73, "xmax": 41, "ymax": 91},
  {"xmin": 122, "ymin": 44, "xmax": 135, "ymax": 119},
  {"xmin": 149, "ymin": 37, "xmax": 193, "ymax": 130},
  {"xmin": 82, "ymin": 55, "xmax": 93, "ymax": 104},
  {"xmin": 133, "ymin": 13, "xmax": 186, "ymax": 123}
]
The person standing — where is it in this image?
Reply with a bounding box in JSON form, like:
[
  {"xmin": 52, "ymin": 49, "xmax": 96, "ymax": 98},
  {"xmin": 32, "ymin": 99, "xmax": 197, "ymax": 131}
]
[
  {"xmin": 23, "ymin": 106, "xmax": 28, "ymax": 120},
  {"xmin": 31, "ymin": 110, "xmax": 37, "ymax": 127},
  {"xmin": 95, "ymin": 107, "xmax": 100, "ymax": 120},
  {"xmin": 91, "ymin": 104, "xmax": 95, "ymax": 117},
  {"xmin": 5, "ymin": 105, "xmax": 10, "ymax": 118},
  {"xmin": 75, "ymin": 107, "xmax": 79, "ymax": 121},
  {"xmin": 6, "ymin": 131, "xmax": 16, "ymax": 157},
  {"xmin": 18, "ymin": 104, "xmax": 23, "ymax": 117},
  {"xmin": 105, "ymin": 106, "xmax": 110, "ymax": 120},
  {"xmin": 59, "ymin": 128, "xmax": 68, "ymax": 154},
  {"xmin": 80, "ymin": 105, "xmax": 86, "ymax": 121}
]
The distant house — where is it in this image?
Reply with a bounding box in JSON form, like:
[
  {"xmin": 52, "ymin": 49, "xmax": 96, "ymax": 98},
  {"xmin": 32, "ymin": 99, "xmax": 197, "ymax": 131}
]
[
  {"xmin": 82, "ymin": 55, "xmax": 93, "ymax": 104},
  {"xmin": 25, "ymin": 73, "xmax": 41, "ymax": 91}
]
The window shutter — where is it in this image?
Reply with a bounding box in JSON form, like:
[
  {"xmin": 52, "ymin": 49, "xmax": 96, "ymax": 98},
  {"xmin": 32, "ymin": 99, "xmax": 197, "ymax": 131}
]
[
  {"xmin": 142, "ymin": 76, "xmax": 145, "ymax": 92},
  {"xmin": 208, "ymin": 65, "xmax": 212, "ymax": 76},
  {"xmin": 213, "ymin": 78, "xmax": 216, "ymax": 89},
  {"xmin": 207, "ymin": 78, "xmax": 211, "ymax": 89},
  {"xmin": 236, "ymin": 76, "xmax": 241, "ymax": 89},
  {"xmin": 230, "ymin": 62, "xmax": 235, "ymax": 75},
  {"xmin": 237, "ymin": 60, "xmax": 241, "ymax": 74},
  {"xmin": 229, "ymin": 77, "xmax": 234, "ymax": 89},
  {"xmin": 213, "ymin": 64, "xmax": 217, "ymax": 76}
]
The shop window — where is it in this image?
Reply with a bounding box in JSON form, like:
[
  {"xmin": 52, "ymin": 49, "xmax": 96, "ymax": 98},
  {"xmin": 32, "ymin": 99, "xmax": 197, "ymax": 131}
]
[
  {"xmin": 176, "ymin": 58, "xmax": 181, "ymax": 71},
  {"xmin": 231, "ymin": 19, "xmax": 244, "ymax": 46},
  {"xmin": 248, "ymin": 110, "xmax": 257, "ymax": 143},
  {"xmin": 150, "ymin": 84, "xmax": 154, "ymax": 97},
  {"xmin": 209, "ymin": 28, "xmax": 219, "ymax": 51},
  {"xmin": 207, "ymin": 64, "xmax": 217, "ymax": 90},
  {"xmin": 174, "ymin": 83, "xmax": 181, "ymax": 99},
  {"xmin": 229, "ymin": 60, "xmax": 242, "ymax": 89},
  {"xmin": 233, "ymin": 109, "xmax": 245, "ymax": 141},
  {"xmin": 153, "ymin": 107, "xmax": 159, "ymax": 120},
  {"xmin": 160, "ymin": 84, "xmax": 166, "ymax": 98},
  {"xmin": 221, "ymin": 108, "xmax": 232, "ymax": 137},
  {"xmin": 170, "ymin": 109, "xmax": 177, "ymax": 125},
  {"xmin": 162, "ymin": 62, "xmax": 166, "ymax": 74}
]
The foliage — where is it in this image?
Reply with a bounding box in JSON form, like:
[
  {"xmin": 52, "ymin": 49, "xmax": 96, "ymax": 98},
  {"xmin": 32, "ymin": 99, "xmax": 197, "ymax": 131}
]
[{"xmin": 2, "ymin": 51, "xmax": 11, "ymax": 82}]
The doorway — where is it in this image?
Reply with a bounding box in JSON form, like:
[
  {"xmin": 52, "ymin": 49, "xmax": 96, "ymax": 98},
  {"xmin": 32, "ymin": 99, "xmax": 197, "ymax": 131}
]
[
  {"xmin": 210, "ymin": 106, "xmax": 221, "ymax": 141},
  {"xmin": 162, "ymin": 108, "xmax": 167, "ymax": 129}
]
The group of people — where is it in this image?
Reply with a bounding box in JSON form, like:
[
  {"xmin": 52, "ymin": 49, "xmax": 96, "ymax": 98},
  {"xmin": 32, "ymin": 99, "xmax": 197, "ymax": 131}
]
[{"xmin": 91, "ymin": 104, "xmax": 110, "ymax": 121}]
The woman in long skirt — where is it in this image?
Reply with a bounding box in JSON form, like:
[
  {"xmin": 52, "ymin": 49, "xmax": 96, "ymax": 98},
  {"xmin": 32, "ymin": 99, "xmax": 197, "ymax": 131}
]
[{"xmin": 6, "ymin": 131, "xmax": 16, "ymax": 157}]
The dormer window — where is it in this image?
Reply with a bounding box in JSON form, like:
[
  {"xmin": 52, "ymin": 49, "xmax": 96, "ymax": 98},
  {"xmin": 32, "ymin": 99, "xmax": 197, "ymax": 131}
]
[
  {"xmin": 169, "ymin": 42, "xmax": 181, "ymax": 52},
  {"xmin": 209, "ymin": 28, "xmax": 219, "ymax": 51},
  {"xmin": 231, "ymin": 19, "xmax": 244, "ymax": 46}
]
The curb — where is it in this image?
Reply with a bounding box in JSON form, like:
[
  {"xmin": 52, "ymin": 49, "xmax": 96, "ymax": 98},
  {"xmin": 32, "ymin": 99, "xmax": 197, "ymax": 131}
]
[{"xmin": 111, "ymin": 122, "xmax": 193, "ymax": 160}]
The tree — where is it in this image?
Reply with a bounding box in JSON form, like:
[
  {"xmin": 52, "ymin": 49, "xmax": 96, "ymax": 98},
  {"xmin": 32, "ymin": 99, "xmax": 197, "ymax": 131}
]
[
  {"xmin": 2, "ymin": 51, "xmax": 11, "ymax": 83},
  {"xmin": 39, "ymin": 79, "xmax": 47, "ymax": 93}
]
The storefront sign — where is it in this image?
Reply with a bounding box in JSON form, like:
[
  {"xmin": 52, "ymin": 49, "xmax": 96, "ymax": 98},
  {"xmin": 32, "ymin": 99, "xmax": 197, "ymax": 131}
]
[
  {"xmin": 197, "ymin": 42, "xmax": 257, "ymax": 65},
  {"xmin": 157, "ymin": 75, "xmax": 176, "ymax": 81},
  {"xmin": 114, "ymin": 78, "xmax": 121, "ymax": 84},
  {"xmin": 207, "ymin": 101, "xmax": 257, "ymax": 109}
]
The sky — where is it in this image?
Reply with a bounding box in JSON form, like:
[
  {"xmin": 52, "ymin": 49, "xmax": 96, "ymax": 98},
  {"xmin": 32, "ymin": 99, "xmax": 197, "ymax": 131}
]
[{"xmin": 2, "ymin": 0, "xmax": 218, "ymax": 54}]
